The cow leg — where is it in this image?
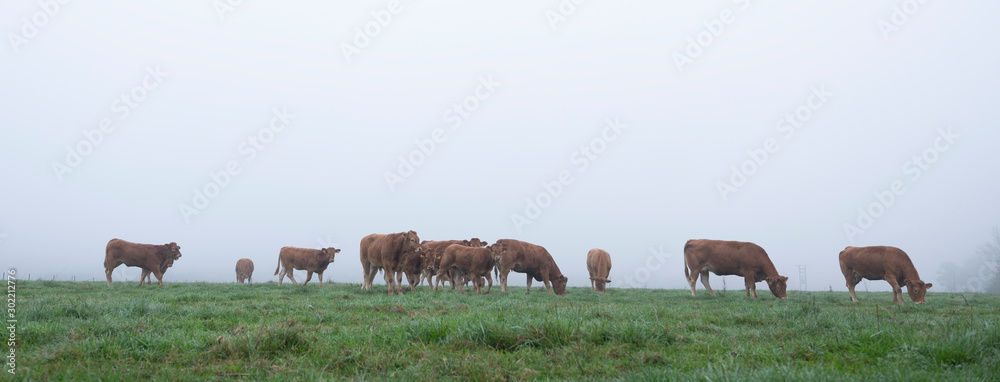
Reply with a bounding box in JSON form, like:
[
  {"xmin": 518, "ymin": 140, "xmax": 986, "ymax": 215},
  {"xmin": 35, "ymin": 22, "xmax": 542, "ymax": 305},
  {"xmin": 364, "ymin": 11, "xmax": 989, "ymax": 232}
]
[
  {"xmin": 395, "ymin": 270, "xmax": 405, "ymax": 294},
  {"xmin": 886, "ymin": 278, "xmax": 903, "ymax": 304},
  {"xmin": 105, "ymin": 263, "xmax": 117, "ymax": 286},
  {"xmin": 687, "ymin": 268, "xmax": 698, "ymax": 296},
  {"xmin": 382, "ymin": 267, "xmax": 396, "ymax": 295},
  {"xmin": 844, "ymin": 271, "xmax": 862, "ymax": 302},
  {"xmin": 526, "ymin": 273, "xmax": 532, "ymax": 295},
  {"xmin": 744, "ymin": 276, "xmax": 757, "ymax": 299},
  {"xmin": 152, "ymin": 268, "xmax": 165, "ymax": 287},
  {"xmin": 484, "ymin": 272, "xmax": 493, "ymax": 294},
  {"xmin": 542, "ymin": 274, "xmax": 554, "ymax": 294},
  {"xmin": 317, "ymin": 271, "xmax": 325, "ymax": 287},
  {"xmin": 700, "ymin": 271, "xmax": 715, "ymax": 296},
  {"xmin": 286, "ymin": 269, "xmax": 300, "ymax": 285},
  {"xmin": 304, "ymin": 271, "xmax": 314, "ymax": 286},
  {"xmin": 500, "ymin": 267, "xmax": 512, "ymax": 293},
  {"xmin": 138, "ymin": 269, "xmax": 149, "ymax": 286}
]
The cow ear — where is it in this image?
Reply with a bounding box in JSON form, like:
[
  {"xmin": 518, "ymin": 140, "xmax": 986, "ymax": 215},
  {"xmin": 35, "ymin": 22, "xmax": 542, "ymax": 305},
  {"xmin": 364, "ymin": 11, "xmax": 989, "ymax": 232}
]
[
  {"xmin": 925, "ymin": 283, "xmax": 932, "ymax": 289},
  {"xmin": 781, "ymin": 276, "xmax": 788, "ymax": 282},
  {"xmin": 335, "ymin": 249, "xmax": 342, "ymax": 253}
]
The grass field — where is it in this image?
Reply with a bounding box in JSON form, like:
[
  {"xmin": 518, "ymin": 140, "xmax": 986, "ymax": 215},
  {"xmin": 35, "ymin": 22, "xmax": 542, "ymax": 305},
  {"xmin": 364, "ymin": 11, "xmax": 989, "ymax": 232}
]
[{"xmin": 12, "ymin": 280, "xmax": 1000, "ymax": 380}]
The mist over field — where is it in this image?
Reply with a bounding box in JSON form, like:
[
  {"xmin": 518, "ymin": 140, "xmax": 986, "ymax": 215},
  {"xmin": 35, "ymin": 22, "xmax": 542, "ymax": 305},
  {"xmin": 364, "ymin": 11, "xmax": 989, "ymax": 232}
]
[{"xmin": 2, "ymin": 1, "xmax": 999, "ymax": 292}]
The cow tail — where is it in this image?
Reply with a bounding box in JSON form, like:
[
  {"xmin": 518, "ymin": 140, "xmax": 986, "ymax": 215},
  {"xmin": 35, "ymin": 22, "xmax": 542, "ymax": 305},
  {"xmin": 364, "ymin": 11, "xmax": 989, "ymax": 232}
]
[
  {"xmin": 683, "ymin": 242, "xmax": 692, "ymax": 280},
  {"xmin": 274, "ymin": 253, "xmax": 281, "ymax": 276}
]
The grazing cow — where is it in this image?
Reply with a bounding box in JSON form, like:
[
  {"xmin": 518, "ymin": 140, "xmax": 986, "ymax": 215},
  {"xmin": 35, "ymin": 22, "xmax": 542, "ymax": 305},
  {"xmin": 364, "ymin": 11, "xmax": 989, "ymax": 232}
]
[
  {"xmin": 104, "ymin": 239, "xmax": 182, "ymax": 287},
  {"xmin": 435, "ymin": 243, "xmax": 506, "ymax": 294},
  {"xmin": 495, "ymin": 239, "xmax": 568, "ymax": 295},
  {"xmin": 274, "ymin": 247, "xmax": 339, "ymax": 286},
  {"xmin": 839, "ymin": 246, "xmax": 933, "ymax": 304},
  {"xmin": 398, "ymin": 248, "xmax": 430, "ymax": 292},
  {"xmin": 587, "ymin": 248, "xmax": 612, "ymax": 292},
  {"xmin": 683, "ymin": 239, "xmax": 788, "ymax": 299},
  {"xmin": 359, "ymin": 231, "xmax": 422, "ymax": 295},
  {"xmin": 236, "ymin": 258, "xmax": 254, "ymax": 284}
]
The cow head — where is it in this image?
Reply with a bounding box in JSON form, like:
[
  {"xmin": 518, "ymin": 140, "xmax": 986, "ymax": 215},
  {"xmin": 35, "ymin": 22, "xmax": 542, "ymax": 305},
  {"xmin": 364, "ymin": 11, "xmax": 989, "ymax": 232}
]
[
  {"xmin": 321, "ymin": 247, "xmax": 341, "ymax": 262},
  {"xmin": 166, "ymin": 242, "xmax": 182, "ymax": 260},
  {"xmin": 765, "ymin": 276, "xmax": 788, "ymax": 299},
  {"xmin": 552, "ymin": 275, "xmax": 568, "ymax": 296},
  {"xmin": 904, "ymin": 279, "xmax": 932, "ymax": 304},
  {"xmin": 591, "ymin": 276, "xmax": 611, "ymax": 291},
  {"xmin": 403, "ymin": 230, "xmax": 421, "ymax": 254},
  {"xmin": 469, "ymin": 238, "xmax": 487, "ymax": 247}
]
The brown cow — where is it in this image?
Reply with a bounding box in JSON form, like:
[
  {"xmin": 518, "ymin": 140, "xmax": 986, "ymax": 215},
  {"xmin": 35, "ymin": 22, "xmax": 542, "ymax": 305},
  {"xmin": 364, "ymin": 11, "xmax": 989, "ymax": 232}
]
[
  {"xmin": 141, "ymin": 257, "xmax": 176, "ymax": 286},
  {"xmin": 359, "ymin": 231, "xmax": 422, "ymax": 295},
  {"xmin": 104, "ymin": 238, "xmax": 182, "ymax": 287},
  {"xmin": 417, "ymin": 239, "xmax": 481, "ymax": 290},
  {"xmin": 495, "ymin": 239, "xmax": 568, "ymax": 295},
  {"xmin": 839, "ymin": 246, "xmax": 932, "ymax": 304},
  {"xmin": 587, "ymin": 248, "xmax": 612, "ymax": 292},
  {"xmin": 274, "ymin": 247, "xmax": 339, "ymax": 286},
  {"xmin": 683, "ymin": 239, "xmax": 788, "ymax": 299},
  {"xmin": 435, "ymin": 243, "xmax": 506, "ymax": 294},
  {"xmin": 236, "ymin": 258, "xmax": 254, "ymax": 284}
]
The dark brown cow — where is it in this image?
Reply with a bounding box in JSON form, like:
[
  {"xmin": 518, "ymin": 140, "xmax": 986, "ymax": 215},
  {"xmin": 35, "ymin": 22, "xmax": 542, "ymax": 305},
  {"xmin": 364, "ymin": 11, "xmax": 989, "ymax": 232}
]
[
  {"xmin": 839, "ymin": 246, "xmax": 932, "ymax": 304},
  {"xmin": 104, "ymin": 238, "xmax": 182, "ymax": 287},
  {"xmin": 236, "ymin": 258, "xmax": 254, "ymax": 284},
  {"xmin": 586, "ymin": 248, "xmax": 612, "ymax": 292},
  {"xmin": 359, "ymin": 231, "xmax": 422, "ymax": 295},
  {"xmin": 683, "ymin": 239, "xmax": 788, "ymax": 299},
  {"xmin": 398, "ymin": 248, "xmax": 430, "ymax": 292},
  {"xmin": 495, "ymin": 239, "xmax": 568, "ymax": 295},
  {"xmin": 274, "ymin": 247, "xmax": 339, "ymax": 286},
  {"xmin": 435, "ymin": 243, "xmax": 506, "ymax": 294}
]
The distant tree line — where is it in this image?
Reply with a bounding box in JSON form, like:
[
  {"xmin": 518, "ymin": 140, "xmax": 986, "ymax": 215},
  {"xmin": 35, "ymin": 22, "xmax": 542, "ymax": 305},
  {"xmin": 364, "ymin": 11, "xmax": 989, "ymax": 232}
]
[{"xmin": 937, "ymin": 227, "xmax": 1000, "ymax": 293}]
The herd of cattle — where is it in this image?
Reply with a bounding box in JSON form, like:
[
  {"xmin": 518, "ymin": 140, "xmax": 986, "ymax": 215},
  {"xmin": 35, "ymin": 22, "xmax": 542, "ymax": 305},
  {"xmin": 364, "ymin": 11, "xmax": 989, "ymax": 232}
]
[{"xmin": 102, "ymin": 232, "xmax": 934, "ymax": 303}]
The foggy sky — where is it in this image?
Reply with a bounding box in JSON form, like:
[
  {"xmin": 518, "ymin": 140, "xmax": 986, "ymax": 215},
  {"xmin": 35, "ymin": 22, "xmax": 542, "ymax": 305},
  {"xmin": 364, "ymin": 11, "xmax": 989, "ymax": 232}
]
[{"xmin": 2, "ymin": 1, "xmax": 999, "ymax": 293}]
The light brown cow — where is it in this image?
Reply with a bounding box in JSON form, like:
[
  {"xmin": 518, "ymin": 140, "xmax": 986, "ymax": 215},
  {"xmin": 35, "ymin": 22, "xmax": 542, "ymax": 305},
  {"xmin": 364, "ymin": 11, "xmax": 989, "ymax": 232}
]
[
  {"xmin": 274, "ymin": 247, "xmax": 339, "ymax": 286},
  {"xmin": 587, "ymin": 248, "xmax": 612, "ymax": 292},
  {"xmin": 104, "ymin": 239, "xmax": 182, "ymax": 287},
  {"xmin": 435, "ymin": 243, "xmax": 506, "ymax": 294},
  {"xmin": 495, "ymin": 239, "xmax": 568, "ymax": 295},
  {"xmin": 683, "ymin": 239, "xmax": 788, "ymax": 299},
  {"xmin": 839, "ymin": 246, "xmax": 932, "ymax": 304},
  {"xmin": 236, "ymin": 258, "xmax": 254, "ymax": 284},
  {"xmin": 359, "ymin": 231, "xmax": 422, "ymax": 295}
]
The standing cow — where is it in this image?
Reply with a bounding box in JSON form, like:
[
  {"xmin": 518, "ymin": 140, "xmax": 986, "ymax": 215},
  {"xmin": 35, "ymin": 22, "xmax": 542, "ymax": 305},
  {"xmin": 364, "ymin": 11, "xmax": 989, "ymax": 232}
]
[
  {"xmin": 435, "ymin": 242, "xmax": 506, "ymax": 294},
  {"xmin": 236, "ymin": 258, "xmax": 254, "ymax": 284},
  {"xmin": 839, "ymin": 246, "xmax": 932, "ymax": 304},
  {"xmin": 274, "ymin": 247, "xmax": 339, "ymax": 286},
  {"xmin": 359, "ymin": 230, "xmax": 422, "ymax": 295},
  {"xmin": 419, "ymin": 238, "xmax": 484, "ymax": 290},
  {"xmin": 495, "ymin": 239, "xmax": 568, "ymax": 296},
  {"xmin": 683, "ymin": 239, "xmax": 788, "ymax": 299},
  {"xmin": 104, "ymin": 239, "xmax": 182, "ymax": 287},
  {"xmin": 587, "ymin": 248, "xmax": 612, "ymax": 292}
]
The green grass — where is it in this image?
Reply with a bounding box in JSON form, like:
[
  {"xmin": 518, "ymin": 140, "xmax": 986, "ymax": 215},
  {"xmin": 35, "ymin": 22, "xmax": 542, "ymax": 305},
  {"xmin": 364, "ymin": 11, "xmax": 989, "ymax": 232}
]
[{"xmin": 12, "ymin": 281, "xmax": 1000, "ymax": 380}]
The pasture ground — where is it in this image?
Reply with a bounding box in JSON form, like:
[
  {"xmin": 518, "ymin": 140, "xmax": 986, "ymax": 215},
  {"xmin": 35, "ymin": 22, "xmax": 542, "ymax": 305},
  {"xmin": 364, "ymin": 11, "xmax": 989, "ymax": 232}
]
[{"xmin": 12, "ymin": 280, "xmax": 1000, "ymax": 380}]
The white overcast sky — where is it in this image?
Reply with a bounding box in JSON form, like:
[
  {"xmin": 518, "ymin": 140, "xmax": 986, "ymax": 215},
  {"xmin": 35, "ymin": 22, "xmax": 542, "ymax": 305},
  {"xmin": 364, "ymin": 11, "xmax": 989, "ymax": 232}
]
[{"xmin": 2, "ymin": 1, "xmax": 998, "ymax": 292}]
